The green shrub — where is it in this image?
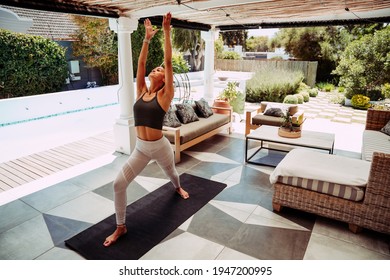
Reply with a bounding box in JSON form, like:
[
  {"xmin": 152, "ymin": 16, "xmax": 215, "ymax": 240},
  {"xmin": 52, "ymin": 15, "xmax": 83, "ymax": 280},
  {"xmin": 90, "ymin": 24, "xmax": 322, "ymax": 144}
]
[
  {"xmin": 308, "ymin": 88, "xmax": 318, "ymax": 97},
  {"xmin": 221, "ymin": 51, "xmax": 242, "ymax": 60},
  {"xmin": 332, "ymin": 27, "xmax": 390, "ymax": 96},
  {"xmin": 300, "ymin": 91, "xmax": 310, "ymax": 102},
  {"xmin": 283, "ymin": 94, "xmax": 298, "ymax": 104},
  {"xmin": 245, "ymin": 67, "xmax": 304, "ymax": 103},
  {"xmin": 297, "ymin": 82, "xmax": 310, "ymax": 92},
  {"xmin": 345, "ymin": 87, "xmax": 383, "ymax": 101},
  {"xmin": 294, "ymin": 93, "xmax": 304, "ymax": 104},
  {"xmin": 316, "ymin": 82, "xmax": 335, "ymax": 92},
  {"xmin": 365, "ymin": 88, "xmax": 383, "ymax": 101},
  {"xmin": 382, "ymin": 83, "xmax": 390, "ymax": 99},
  {"xmin": 351, "ymin": 94, "xmax": 370, "ymax": 110},
  {"xmin": 269, "ymin": 56, "xmax": 284, "ymax": 60},
  {"xmin": 324, "ymin": 84, "xmax": 335, "ymax": 92},
  {"xmin": 344, "ymin": 89, "xmax": 356, "ymax": 99},
  {"xmin": 172, "ymin": 51, "xmax": 190, "ymax": 73},
  {"xmin": 0, "ymin": 29, "xmax": 68, "ymax": 98},
  {"xmin": 337, "ymin": 86, "xmax": 345, "ymax": 93}
]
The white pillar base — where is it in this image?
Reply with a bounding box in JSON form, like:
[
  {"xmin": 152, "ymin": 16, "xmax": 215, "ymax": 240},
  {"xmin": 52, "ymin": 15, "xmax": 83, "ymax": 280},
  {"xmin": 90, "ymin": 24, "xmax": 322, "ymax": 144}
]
[{"xmin": 113, "ymin": 119, "xmax": 136, "ymax": 155}]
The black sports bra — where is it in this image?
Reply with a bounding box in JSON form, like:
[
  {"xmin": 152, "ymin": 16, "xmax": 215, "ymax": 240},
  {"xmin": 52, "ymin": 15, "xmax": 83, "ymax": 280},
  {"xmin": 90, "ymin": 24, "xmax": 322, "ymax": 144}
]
[{"xmin": 133, "ymin": 92, "xmax": 166, "ymax": 130}]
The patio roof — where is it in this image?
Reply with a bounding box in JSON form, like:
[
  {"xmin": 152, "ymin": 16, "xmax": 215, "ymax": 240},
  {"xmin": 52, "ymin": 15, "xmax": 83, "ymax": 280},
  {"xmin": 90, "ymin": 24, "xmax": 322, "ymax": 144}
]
[{"xmin": 2, "ymin": 0, "xmax": 390, "ymax": 31}]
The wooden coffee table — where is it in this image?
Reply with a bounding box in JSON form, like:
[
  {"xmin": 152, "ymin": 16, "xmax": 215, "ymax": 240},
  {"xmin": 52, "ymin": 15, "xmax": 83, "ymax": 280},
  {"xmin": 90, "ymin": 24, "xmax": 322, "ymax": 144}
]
[{"xmin": 245, "ymin": 125, "xmax": 335, "ymax": 166}]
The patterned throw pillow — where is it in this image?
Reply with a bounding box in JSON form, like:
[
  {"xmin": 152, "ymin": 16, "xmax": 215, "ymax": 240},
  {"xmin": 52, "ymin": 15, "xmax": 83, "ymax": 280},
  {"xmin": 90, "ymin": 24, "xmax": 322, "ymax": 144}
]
[
  {"xmin": 264, "ymin": 107, "xmax": 285, "ymax": 117},
  {"xmin": 263, "ymin": 103, "xmax": 289, "ymax": 117},
  {"xmin": 175, "ymin": 103, "xmax": 199, "ymax": 124},
  {"xmin": 163, "ymin": 106, "xmax": 181, "ymax": 128},
  {"xmin": 381, "ymin": 120, "xmax": 390, "ymax": 136},
  {"xmin": 195, "ymin": 98, "xmax": 214, "ymax": 118}
]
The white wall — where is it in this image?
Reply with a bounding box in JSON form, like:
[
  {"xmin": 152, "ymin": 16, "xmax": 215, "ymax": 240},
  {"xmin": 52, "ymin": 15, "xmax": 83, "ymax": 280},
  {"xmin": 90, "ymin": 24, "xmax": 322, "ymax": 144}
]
[{"xmin": 0, "ymin": 85, "xmax": 120, "ymax": 126}]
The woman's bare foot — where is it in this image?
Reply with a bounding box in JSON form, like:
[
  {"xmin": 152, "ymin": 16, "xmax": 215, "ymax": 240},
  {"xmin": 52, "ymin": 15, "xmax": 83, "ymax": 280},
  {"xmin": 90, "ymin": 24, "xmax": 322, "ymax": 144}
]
[
  {"xmin": 176, "ymin": 187, "xmax": 189, "ymax": 199},
  {"xmin": 103, "ymin": 224, "xmax": 127, "ymax": 247}
]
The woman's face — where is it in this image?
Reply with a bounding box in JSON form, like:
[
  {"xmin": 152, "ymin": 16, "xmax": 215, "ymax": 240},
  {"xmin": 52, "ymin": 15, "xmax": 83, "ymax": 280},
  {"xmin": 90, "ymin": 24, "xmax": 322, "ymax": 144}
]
[{"xmin": 148, "ymin": 66, "xmax": 165, "ymax": 82}]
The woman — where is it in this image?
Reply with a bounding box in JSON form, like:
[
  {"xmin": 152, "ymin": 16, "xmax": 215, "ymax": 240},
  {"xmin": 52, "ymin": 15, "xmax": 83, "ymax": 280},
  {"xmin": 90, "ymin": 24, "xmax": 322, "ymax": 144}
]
[{"xmin": 103, "ymin": 12, "xmax": 189, "ymax": 247}]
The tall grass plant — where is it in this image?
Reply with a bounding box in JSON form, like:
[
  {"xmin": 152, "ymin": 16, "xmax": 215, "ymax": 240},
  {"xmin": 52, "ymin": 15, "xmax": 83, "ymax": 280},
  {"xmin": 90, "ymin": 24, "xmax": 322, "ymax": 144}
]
[{"xmin": 245, "ymin": 66, "xmax": 304, "ymax": 103}]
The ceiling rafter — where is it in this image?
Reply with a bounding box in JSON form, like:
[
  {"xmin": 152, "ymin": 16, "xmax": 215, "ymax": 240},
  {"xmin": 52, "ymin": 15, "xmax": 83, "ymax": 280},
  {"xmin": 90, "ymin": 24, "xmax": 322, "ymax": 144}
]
[{"xmin": 1, "ymin": 0, "xmax": 389, "ymax": 31}]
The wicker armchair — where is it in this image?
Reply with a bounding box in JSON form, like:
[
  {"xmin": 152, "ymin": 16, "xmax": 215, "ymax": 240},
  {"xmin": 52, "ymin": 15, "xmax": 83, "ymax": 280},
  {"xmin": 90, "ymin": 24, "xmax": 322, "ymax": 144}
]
[
  {"xmin": 362, "ymin": 108, "xmax": 390, "ymax": 161},
  {"xmin": 365, "ymin": 108, "xmax": 390, "ymax": 131},
  {"xmin": 272, "ymin": 151, "xmax": 390, "ymax": 234},
  {"xmin": 273, "ymin": 109, "xmax": 390, "ymax": 234}
]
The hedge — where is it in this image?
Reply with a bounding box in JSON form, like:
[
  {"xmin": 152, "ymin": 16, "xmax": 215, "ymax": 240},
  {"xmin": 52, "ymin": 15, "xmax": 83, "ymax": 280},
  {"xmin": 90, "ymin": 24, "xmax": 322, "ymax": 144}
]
[{"xmin": 0, "ymin": 29, "xmax": 68, "ymax": 98}]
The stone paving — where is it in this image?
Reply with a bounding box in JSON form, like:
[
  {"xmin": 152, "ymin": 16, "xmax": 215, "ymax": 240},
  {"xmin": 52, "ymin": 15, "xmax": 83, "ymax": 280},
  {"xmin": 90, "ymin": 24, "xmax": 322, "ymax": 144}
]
[{"xmin": 298, "ymin": 92, "xmax": 367, "ymax": 125}]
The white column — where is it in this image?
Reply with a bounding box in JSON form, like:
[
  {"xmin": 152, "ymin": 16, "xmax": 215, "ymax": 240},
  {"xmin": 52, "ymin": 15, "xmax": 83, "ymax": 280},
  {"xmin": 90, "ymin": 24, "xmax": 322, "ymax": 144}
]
[
  {"xmin": 201, "ymin": 28, "xmax": 219, "ymax": 103},
  {"xmin": 110, "ymin": 16, "xmax": 139, "ymax": 155}
]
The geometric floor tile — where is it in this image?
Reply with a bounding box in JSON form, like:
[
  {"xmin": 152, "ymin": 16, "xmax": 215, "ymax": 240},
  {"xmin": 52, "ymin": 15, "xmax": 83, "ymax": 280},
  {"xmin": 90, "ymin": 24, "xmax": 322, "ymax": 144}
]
[
  {"xmin": 209, "ymin": 200, "xmax": 257, "ymax": 222},
  {"xmin": 43, "ymin": 213, "xmax": 92, "ymax": 246},
  {"xmin": 2, "ymin": 93, "xmax": 390, "ymax": 261},
  {"xmin": 140, "ymin": 231, "xmax": 225, "ymax": 260},
  {"xmin": 246, "ymin": 206, "xmax": 310, "ymax": 231},
  {"xmin": 227, "ymin": 224, "xmax": 311, "ymax": 259},
  {"xmin": 185, "ymin": 151, "xmax": 240, "ymax": 164},
  {"xmin": 36, "ymin": 246, "xmax": 85, "ymax": 260},
  {"xmin": 134, "ymin": 175, "xmax": 169, "ymax": 193},
  {"xmin": 211, "ymin": 166, "xmax": 243, "ymax": 188},
  {"xmin": 216, "ymin": 246, "xmax": 258, "ymax": 260},
  {"xmin": 46, "ymin": 192, "xmax": 113, "ymax": 224},
  {"xmin": 188, "ymin": 203, "xmax": 244, "ymax": 246},
  {"xmin": 0, "ymin": 215, "xmax": 53, "ymax": 260},
  {"xmin": 304, "ymin": 233, "xmax": 390, "ymax": 260}
]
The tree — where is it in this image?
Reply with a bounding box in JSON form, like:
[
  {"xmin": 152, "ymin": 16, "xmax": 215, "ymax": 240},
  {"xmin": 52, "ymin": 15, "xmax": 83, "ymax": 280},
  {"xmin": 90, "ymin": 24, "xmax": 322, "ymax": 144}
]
[
  {"xmin": 270, "ymin": 24, "xmax": 388, "ymax": 83},
  {"xmin": 344, "ymin": 23, "xmax": 387, "ymax": 40},
  {"xmin": 246, "ymin": 36, "xmax": 269, "ymax": 52},
  {"xmin": 332, "ymin": 26, "xmax": 390, "ymax": 99},
  {"xmin": 214, "ymin": 35, "xmax": 224, "ymax": 59},
  {"xmin": 131, "ymin": 23, "xmax": 164, "ymax": 77},
  {"xmin": 221, "ymin": 30, "xmax": 247, "ymax": 48},
  {"xmin": 72, "ymin": 16, "xmax": 165, "ymax": 82},
  {"xmin": 271, "ymin": 26, "xmax": 351, "ymax": 82},
  {"xmin": 71, "ymin": 16, "xmax": 118, "ymax": 85},
  {"xmin": 172, "ymin": 28, "xmax": 203, "ymax": 71}
]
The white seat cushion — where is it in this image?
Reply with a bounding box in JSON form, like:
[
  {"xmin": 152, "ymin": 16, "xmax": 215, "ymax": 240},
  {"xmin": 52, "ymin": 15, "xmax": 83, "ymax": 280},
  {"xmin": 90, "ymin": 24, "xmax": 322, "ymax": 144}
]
[{"xmin": 362, "ymin": 130, "xmax": 390, "ymax": 161}]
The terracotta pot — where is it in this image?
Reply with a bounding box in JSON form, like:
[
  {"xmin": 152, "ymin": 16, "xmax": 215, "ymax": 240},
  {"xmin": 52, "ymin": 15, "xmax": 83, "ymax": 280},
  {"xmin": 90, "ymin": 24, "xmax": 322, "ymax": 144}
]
[{"xmin": 212, "ymin": 99, "xmax": 232, "ymax": 114}]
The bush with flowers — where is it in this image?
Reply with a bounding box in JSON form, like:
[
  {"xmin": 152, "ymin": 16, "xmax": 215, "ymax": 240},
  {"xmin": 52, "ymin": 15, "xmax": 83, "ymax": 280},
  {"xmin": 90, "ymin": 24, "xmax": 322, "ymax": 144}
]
[{"xmin": 351, "ymin": 94, "xmax": 370, "ymax": 110}]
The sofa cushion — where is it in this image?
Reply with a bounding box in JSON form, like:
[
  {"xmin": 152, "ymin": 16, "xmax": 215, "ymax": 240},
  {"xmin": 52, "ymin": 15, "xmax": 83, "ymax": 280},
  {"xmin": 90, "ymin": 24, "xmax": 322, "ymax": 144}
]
[
  {"xmin": 163, "ymin": 113, "xmax": 229, "ymax": 144},
  {"xmin": 195, "ymin": 98, "xmax": 214, "ymax": 118},
  {"xmin": 276, "ymin": 176, "xmax": 365, "ymax": 201},
  {"xmin": 270, "ymin": 149, "xmax": 371, "ymax": 201},
  {"xmin": 163, "ymin": 106, "xmax": 181, "ymax": 128},
  {"xmin": 270, "ymin": 149, "xmax": 371, "ymax": 186},
  {"xmin": 252, "ymin": 114, "xmax": 284, "ymax": 126},
  {"xmin": 175, "ymin": 103, "xmax": 199, "ymax": 124},
  {"xmin": 380, "ymin": 120, "xmax": 390, "ymax": 136},
  {"xmin": 362, "ymin": 130, "xmax": 390, "ymax": 161}
]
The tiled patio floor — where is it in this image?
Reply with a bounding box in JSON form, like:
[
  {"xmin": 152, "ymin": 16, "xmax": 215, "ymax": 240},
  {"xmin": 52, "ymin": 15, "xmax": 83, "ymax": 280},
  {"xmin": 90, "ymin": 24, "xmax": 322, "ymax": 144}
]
[{"xmin": 0, "ymin": 92, "xmax": 389, "ymax": 260}]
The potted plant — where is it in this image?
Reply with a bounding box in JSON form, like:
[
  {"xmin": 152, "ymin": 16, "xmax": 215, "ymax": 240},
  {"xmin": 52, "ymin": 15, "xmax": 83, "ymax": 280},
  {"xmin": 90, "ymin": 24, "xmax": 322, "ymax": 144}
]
[
  {"xmin": 278, "ymin": 110, "xmax": 305, "ymax": 138},
  {"xmin": 213, "ymin": 81, "xmax": 244, "ymax": 114}
]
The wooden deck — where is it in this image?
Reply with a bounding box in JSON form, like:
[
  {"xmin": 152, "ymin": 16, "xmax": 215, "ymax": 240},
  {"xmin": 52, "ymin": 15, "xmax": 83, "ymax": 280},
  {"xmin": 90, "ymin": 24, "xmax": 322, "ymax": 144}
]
[{"xmin": 0, "ymin": 130, "xmax": 115, "ymax": 193}]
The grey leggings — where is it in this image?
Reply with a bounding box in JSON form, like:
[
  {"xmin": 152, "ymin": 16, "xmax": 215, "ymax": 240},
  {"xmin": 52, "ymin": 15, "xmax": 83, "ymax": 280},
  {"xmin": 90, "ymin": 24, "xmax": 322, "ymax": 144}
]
[{"xmin": 113, "ymin": 136, "xmax": 181, "ymax": 225}]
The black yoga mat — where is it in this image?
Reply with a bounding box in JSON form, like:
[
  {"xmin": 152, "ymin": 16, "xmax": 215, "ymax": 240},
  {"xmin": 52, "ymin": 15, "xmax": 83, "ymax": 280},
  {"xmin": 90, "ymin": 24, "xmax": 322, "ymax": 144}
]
[{"xmin": 65, "ymin": 173, "xmax": 226, "ymax": 260}]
